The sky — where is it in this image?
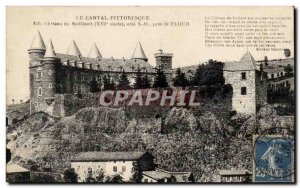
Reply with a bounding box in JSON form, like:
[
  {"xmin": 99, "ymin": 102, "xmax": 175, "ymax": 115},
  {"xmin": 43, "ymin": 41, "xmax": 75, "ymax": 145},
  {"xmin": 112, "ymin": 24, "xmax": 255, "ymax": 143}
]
[{"xmin": 6, "ymin": 6, "xmax": 294, "ymax": 104}]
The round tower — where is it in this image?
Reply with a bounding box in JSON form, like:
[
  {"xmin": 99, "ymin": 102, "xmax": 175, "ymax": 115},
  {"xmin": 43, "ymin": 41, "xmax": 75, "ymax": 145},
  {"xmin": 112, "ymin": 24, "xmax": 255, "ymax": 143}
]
[
  {"xmin": 43, "ymin": 39, "xmax": 59, "ymax": 104},
  {"xmin": 28, "ymin": 31, "xmax": 46, "ymax": 67},
  {"xmin": 28, "ymin": 31, "xmax": 46, "ymax": 114},
  {"xmin": 154, "ymin": 49, "xmax": 173, "ymax": 72}
]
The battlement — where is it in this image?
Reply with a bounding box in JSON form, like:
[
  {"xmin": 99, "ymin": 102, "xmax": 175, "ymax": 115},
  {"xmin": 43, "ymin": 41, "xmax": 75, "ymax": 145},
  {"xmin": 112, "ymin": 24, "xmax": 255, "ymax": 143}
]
[{"xmin": 154, "ymin": 49, "xmax": 173, "ymax": 57}]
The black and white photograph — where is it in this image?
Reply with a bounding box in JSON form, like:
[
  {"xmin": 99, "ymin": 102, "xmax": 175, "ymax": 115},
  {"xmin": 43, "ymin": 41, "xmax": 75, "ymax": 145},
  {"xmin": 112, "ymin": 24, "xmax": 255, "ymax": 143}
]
[{"xmin": 5, "ymin": 6, "xmax": 295, "ymax": 184}]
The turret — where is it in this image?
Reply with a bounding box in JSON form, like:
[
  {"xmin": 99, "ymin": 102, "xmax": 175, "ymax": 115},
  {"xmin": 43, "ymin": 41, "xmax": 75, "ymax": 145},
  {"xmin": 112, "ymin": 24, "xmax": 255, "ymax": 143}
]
[
  {"xmin": 28, "ymin": 31, "xmax": 46, "ymax": 67},
  {"xmin": 131, "ymin": 42, "xmax": 148, "ymax": 62},
  {"xmin": 88, "ymin": 43, "xmax": 102, "ymax": 59},
  {"xmin": 154, "ymin": 49, "xmax": 173, "ymax": 72},
  {"xmin": 43, "ymin": 39, "xmax": 59, "ymax": 102},
  {"xmin": 66, "ymin": 40, "xmax": 82, "ymax": 58}
]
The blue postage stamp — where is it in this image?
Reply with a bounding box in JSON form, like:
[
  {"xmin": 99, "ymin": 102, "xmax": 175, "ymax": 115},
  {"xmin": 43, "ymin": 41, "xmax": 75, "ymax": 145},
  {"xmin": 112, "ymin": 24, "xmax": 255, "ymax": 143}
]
[{"xmin": 253, "ymin": 135, "xmax": 294, "ymax": 182}]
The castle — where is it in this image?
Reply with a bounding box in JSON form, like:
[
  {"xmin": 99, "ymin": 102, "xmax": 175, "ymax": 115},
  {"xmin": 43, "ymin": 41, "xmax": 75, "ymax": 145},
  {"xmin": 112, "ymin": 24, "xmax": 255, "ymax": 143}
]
[
  {"xmin": 28, "ymin": 31, "xmax": 173, "ymax": 115},
  {"xmin": 28, "ymin": 31, "xmax": 267, "ymax": 117},
  {"xmin": 223, "ymin": 52, "xmax": 268, "ymax": 115}
]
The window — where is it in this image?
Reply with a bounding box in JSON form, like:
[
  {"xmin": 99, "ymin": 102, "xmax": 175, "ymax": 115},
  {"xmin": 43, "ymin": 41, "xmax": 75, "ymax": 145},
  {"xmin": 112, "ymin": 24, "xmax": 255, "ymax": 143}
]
[
  {"xmin": 49, "ymin": 83, "xmax": 53, "ymax": 88},
  {"xmin": 38, "ymin": 87, "xmax": 42, "ymax": 96},
  {"xmin": 241, "ymin": 87, "xmax": 247, "ymax": 95},
  {"xmin": 37, "ymin": 71, "xmax": 42, "ymax": 80},
  {"xmin": 144, "ymin": 179, "xmax": 148, "ymax": 183},
  {"xmin": 226, "ymin": 176, "xmax": 231, "ymax": 182},
  {"xmin": 35, "ymin": 102, "xmax": 38, "ymax": 107},
  {"xmin": 241, "ymin": 72, "xmax": 246, "ymax": 80},
  {"xmin": 87, "ymin": 167, "xmax": 93, "ymax": 178},
  {"xmin": 113, "ymin": 166, "xmax": 117, "ymax": 172},
  {"xmin": 122, "ymin": 166, "xmax": 126, "ymax": 172}
]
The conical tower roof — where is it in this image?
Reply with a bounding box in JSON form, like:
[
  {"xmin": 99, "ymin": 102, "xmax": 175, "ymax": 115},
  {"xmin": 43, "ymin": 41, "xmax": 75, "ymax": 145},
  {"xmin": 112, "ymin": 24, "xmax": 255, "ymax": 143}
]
[
  {"xmin": 88, "ymin": 43, "xmax": 102, "ymax": 58},
  {"xmin": 44, "ymin": 39, "xmax": 57, "ymax": 58},
  {"xmin": 30, "ymin": 31, "xmax": 46, "ymax": 50},
  {"xmin": 66, "ymin": 40, "xmax": 82, "ymax": 56},
  {"xmin": 224, "ymin": 51, "xmax": 258, "ymax": 71},
  {"xmin": 239, "ymin": 51, "xmax": 258, "ymax": 70},
  {"xmin": 131, "ymin": 42, "xmax": 147, "ymax": 60}
]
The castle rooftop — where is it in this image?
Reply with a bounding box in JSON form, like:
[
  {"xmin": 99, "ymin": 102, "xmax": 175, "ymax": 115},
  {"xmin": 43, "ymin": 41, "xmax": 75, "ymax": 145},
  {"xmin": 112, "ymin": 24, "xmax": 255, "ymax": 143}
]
[
  {"xmin": 57, "ymin": 53, "xmax": 155, "ymax": 73},
  {"xmin": 29, "ymin": 31, "xmax": 46, "ymax": 50},
  {"xmin": 66, "ymin": 40, "xmax": 82, "ymax": 57},
  {"xmin": 88, "ymin": 43, "xmax": 102, "ymax": 59},
  {"xmin": 154, "ymin": 49, "xmax": 173, "ymax": 57},
  {"xmin": 71, "ymin": 151, "xmax": 151, "ymax": 162},
  {"xmin": 44, "ymin": 39, "xmax": 57, "ymax": 58},
  {"xmin": 223, "ymin": 51, "xmax": 258, "ymax": 71},
  {"xmin": 131, "ymin": 42, "xmax": 148, "ymax": 61}
]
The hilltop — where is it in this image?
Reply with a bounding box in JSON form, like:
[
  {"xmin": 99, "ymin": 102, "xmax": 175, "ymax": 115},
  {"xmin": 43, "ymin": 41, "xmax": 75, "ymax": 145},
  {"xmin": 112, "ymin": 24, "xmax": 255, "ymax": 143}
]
[{"xmin": 6, "ymin": 101, "xmax": 294, "ymax": 182}]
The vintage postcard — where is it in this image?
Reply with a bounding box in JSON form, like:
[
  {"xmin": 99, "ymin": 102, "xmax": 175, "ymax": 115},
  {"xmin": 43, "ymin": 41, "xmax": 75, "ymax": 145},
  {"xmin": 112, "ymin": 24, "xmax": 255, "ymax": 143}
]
[{"xmin": 6, "ymin": 6, "xmax": 295, "ymax": 183}]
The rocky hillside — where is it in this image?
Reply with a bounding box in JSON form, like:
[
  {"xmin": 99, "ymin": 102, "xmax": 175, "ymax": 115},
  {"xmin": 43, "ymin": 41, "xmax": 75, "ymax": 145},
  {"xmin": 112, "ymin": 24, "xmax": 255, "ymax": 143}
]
[
  {"xmin": 6, "ymin": 104, "xmax": 294, "ymax": 182},
  {"xmin": 6, "ymin": 102, "xmax": 30, "ymax": 132}
]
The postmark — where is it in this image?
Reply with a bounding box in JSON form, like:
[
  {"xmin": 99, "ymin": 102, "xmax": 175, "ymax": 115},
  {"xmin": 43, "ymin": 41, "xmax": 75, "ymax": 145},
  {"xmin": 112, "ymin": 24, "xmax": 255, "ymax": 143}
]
[{"xmin": 253, "ymin": 127, "xmax": 294, "ymax": 182}]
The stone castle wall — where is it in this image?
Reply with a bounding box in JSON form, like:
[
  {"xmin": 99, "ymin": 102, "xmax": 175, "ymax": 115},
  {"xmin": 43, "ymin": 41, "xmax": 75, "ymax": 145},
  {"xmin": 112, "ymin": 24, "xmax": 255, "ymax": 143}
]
[
  {"xmin": 255, "ymin": 72, "xmax": 268, "ymax": 110},
  {"xmin": 224, "ymin": 70, "xmax": 257, "ymax": 115},
  {"xmin": 45, "ymin": 87, "xmax": 233, "ymax": 118},
  {"xmin": 29, "ymin": 55, "xmax": 172, "ymax": 115}
]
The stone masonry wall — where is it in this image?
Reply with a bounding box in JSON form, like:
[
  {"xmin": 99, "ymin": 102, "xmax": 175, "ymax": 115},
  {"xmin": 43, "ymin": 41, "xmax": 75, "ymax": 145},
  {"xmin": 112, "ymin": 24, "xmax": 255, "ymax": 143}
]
[{"xmin": 224, "ymin": 70, "xmax": 256, "ymax": 115}]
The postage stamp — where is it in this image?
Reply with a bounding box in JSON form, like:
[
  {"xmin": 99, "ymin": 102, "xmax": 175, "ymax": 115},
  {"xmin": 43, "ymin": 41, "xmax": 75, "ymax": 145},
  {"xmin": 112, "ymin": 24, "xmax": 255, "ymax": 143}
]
[{"xmin": 253, "ymin": 133, "xmax": 294, "ymax": 182}]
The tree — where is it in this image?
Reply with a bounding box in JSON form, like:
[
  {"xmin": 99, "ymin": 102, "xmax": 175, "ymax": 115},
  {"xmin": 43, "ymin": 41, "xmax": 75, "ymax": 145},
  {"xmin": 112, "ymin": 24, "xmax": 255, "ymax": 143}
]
[
  {"xmin": 153, "ymin": 66, "xmax": 169, "ymax": 88},
  {"xmin": 105, "ymin": 174, "xmax": 124, "ymax": 183},
  {"xmin": 169, "ymin": 175, "xmax": 177, "ymax": 183},
  {"xmin": 134, "ymin": 66, "xmax": 143, "ymax": 89},
  {"xmin": 85, "ymin": 176, "xmax": 96, "ymax": 183},
  {"xmin": 31, "ymin": 173, "xmax": 56, "ymax": 183},
  {"xmin": 27, "ymin": 159, "xmax": 39, "ymax": 171},
  {"xmin": 142, "ymin": 75, "xmax": 151, "ymax": 88},
  {"xmin": 193, "ymin": 60, "xmax": 224, "ymax": 86},
  {"xmin": 243, "ymin": 175, "xmax": 252, "ymax": 183},
  {"xmin": 264, "ymin": 56, "xmax": 268, "ymax": 66},
  {"xmin": 188, "ymin": 174, "xmax": 195, "ymax": 183},
  {"xmin": 95, "ymin": 169, "xmax": 105, "ymax": 182},
  {"xmin": 284, "ymin": 64, "xmax": 293, "ymax": 76},
  {"xmin": 103, "ymin": 75, "xmax": 115, "ymax": 91},
  {"xmin": 90, "ymin": 76, "xmax": 101, "ymax": 93},
  {"xmin": 130, "ymin": 161, "xmax": 142, "ymax": 183},
  {"xmin": 284, "ymin": 49, "xmax": 291, "ymax": 58},
  {"xmin": 173, "ymin": 68, "xmax": 189, "ymax": 87},
  {"xmin": 63, "ymin": 168, "xmax": 78, "ymax": 183},
  {"xmin": 117, "ymin": 70, "xmax": 131, "ymax": 90}
]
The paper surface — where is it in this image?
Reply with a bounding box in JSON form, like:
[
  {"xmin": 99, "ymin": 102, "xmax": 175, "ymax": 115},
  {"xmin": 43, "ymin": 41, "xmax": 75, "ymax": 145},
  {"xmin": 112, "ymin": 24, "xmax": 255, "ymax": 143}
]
[{"xmin": 6, "ymin": 6, "xmax": 295, "ymax": 183}]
